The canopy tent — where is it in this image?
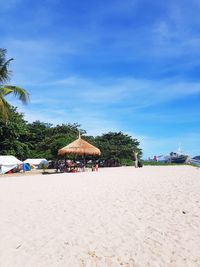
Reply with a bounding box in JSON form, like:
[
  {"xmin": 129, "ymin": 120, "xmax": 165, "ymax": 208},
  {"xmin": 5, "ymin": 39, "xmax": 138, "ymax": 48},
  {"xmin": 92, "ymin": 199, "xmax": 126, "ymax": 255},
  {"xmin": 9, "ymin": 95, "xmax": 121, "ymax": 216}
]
[
  {"xmin": 0, "ymin": 155, "xmax": 22, "ymax": 174},
  {"xmin": 58, "ymin": 136, "xmax": 101, "ymax": 156},
  {"xmin": 23, "ymin": 158, "xmax": 48, "ymax": 169}
]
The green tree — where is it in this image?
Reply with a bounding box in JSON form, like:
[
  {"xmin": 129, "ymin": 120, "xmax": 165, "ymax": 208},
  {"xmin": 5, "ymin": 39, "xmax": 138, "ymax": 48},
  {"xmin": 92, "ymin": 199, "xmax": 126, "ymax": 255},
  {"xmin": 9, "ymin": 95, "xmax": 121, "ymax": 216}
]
[
  {"xmin": 95, "ymin": 132, "xmax": 142, "ymax": 166},
  {"xmin": 0, "ymin": 107, "xmax": 30, "ymax": 159},
  {"xmin": 48, "ymin": 123, "xmax": 85, "ymax": 159},
  {"xmin": 0, "ymin": 48, "xmax": 29, "ymax": 121},
  {"xmin": 25, "ymin": 122, "xmax": 85, "ymax": 159},
  {"xmin": 24, "ymin": 121, "xmax": 53, "ymax": 158}
]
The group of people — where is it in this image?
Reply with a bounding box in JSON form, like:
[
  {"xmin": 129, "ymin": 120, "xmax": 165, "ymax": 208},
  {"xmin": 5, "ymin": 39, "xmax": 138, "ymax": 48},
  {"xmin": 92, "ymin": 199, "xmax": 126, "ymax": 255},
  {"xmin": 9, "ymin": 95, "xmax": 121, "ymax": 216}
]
[
  {"xmin": 55, "ymin": 160, "xmax": 85, "ymax": 173},
  {"xmin": 53, "ymin": 153, "xmax": 141, "ymax": 173},
  {"xmin": 54, "ymin": 160, "xmax": 99, "ymax": 173}
]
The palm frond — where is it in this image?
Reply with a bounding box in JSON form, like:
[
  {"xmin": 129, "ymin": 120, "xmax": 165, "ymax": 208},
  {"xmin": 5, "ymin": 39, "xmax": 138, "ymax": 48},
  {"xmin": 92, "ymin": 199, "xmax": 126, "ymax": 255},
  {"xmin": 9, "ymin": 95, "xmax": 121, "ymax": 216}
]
[
  {"xmin": 2, "ymin": 85, "xmax": 30, "ymax": 104},
  {"xmin": 0, "ymin": 96, "xmax": 11, "ymax": 121},
  {"xmin": 0, "ymin": 57, "xmax": 13, "ymax": 84},
  {"xmin": 0, "ymin": 87, "xmax": 13, "ymax": 95},
  {"xmin": 0, "ymin": 49, "xmax": 30, "ymax": 121}
]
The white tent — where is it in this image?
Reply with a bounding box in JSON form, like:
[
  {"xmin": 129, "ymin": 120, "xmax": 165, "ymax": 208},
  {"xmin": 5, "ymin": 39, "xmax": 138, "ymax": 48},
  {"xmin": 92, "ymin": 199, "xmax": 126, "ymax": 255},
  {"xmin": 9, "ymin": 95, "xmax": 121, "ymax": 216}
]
[
  {"xmin": 0, "ymin": 155, "xmax": 22, "ymax": 174},
  {"xmin": 23, "ymin": 158, "xmax": 48, "ymax": 169}
]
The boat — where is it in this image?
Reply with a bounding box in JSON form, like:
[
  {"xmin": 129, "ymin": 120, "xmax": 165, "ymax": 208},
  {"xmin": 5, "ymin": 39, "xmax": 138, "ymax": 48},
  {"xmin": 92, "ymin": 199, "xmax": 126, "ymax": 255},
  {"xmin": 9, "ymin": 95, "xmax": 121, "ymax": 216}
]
[
  {"xmin": 168, "ymin": 152, "xmax": 188, "ymax": 163},
  {"xmin": 163, "ymin": 145, "xmax": 189, "ymax": 164}
]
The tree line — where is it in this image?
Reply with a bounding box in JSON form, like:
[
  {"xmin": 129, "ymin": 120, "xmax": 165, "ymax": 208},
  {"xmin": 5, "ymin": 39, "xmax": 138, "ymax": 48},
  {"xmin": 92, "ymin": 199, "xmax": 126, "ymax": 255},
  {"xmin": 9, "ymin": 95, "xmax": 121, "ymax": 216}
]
[{"xmin": 0, "ymin": 107, "xmax": 142, "ymax": 165}]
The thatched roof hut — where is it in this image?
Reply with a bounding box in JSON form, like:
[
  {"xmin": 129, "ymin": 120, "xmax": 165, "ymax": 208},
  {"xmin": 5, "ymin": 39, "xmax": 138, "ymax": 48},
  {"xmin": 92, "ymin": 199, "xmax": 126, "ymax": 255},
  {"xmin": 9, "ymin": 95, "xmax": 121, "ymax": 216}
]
[{"xmin": 58, "ymin": 136, "xmax": 101, "ymax": 156}]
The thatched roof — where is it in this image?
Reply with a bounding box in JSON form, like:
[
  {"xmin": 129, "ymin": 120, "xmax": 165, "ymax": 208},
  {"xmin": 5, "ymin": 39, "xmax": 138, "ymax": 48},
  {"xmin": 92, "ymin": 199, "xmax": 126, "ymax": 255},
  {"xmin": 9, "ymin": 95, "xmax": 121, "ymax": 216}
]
[{"xmin": 58, "ymin": 136, "xmax": 101, "ymax": 156}]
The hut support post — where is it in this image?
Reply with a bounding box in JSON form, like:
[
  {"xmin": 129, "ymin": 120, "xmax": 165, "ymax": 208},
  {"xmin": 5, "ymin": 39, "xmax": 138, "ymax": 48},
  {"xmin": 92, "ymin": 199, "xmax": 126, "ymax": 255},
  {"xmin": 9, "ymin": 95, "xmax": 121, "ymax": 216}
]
[{"xmin": 83, "ymin": 154, "xmax": 86, "ymax": 171}]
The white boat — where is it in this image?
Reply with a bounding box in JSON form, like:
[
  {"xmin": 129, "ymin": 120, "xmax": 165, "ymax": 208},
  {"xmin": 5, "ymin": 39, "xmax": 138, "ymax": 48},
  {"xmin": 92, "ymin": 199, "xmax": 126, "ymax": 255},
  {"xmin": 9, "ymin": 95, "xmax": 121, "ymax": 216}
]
[{"xmin": 158, "ymin": 145, "xmax": 188, "ymax": 164}]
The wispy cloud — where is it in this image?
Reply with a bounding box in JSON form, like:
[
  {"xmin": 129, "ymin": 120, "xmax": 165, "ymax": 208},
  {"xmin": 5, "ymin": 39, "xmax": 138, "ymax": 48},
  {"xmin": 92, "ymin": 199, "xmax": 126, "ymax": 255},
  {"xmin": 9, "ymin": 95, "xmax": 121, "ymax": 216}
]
[
  {"xmin": 31, "ymin": 76, "xmax": 200, "ymax": 107},
  {"xmin": 7, "ymin": 74, "xmax": 200, "ymax": 147},
  {"xmin": 8, "ymin": 74, "xmax": 200, "ymax": 114}
]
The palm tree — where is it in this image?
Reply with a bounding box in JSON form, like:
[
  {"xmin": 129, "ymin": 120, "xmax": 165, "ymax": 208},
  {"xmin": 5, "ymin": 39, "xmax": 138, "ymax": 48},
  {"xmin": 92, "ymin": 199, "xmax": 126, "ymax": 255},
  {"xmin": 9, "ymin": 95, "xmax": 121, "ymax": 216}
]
[{"xmin": 0, "ymin": 48, "xmax": 29, "ymax": 121}]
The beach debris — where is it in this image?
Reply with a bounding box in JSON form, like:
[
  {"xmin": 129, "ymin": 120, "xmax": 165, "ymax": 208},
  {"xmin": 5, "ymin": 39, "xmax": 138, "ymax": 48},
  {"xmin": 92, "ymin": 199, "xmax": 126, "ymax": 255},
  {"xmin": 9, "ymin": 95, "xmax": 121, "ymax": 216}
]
[
  {"xmin": 182, "ymin": 211, "xmax": 186, "ymax": 214},
  {"xmin": 16, "ymin": 244, "xmax": 22, "ymax": 249}
]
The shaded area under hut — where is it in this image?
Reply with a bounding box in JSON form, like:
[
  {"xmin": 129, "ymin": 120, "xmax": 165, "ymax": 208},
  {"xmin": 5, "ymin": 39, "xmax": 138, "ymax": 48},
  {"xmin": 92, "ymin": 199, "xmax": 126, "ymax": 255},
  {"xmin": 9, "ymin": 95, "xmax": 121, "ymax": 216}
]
[{"xmin": 57, "ymin": 134, "xmax": 101, "ymax": 172}]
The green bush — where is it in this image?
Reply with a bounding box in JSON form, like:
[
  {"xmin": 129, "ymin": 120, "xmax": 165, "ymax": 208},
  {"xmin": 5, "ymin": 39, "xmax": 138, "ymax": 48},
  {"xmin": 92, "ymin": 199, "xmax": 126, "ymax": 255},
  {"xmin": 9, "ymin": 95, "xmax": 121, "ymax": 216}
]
[
  {"xmin": 40, "ymin": 163, "xmax": 48, "ymax": 173},
  {"xmin": 121, "ymin": 158, "xmax": 133, "ymax": 166}
]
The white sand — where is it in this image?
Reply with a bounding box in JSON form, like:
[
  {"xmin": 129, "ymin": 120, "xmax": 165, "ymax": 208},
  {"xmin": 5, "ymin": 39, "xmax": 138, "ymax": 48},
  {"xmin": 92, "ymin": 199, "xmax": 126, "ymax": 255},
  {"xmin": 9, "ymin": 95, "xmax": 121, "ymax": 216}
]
[{"xmin": 0, "ymin": 166, "xmax": 200, "ymax": 267}]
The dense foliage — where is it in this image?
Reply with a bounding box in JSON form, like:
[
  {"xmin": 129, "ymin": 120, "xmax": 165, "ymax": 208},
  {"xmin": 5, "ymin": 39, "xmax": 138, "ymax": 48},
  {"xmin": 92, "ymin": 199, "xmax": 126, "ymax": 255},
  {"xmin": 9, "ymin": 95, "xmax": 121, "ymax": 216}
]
[
  {"xmin": 0, "ymin": 107, "xmax": 30, "ymax": 159},
  {"xmin": 95, "ymin": 132, "xmax": 142, "ymax": 166},
  {"xmin": 0, "ymin": 108, "xmax": 142, "ymax": 165}
]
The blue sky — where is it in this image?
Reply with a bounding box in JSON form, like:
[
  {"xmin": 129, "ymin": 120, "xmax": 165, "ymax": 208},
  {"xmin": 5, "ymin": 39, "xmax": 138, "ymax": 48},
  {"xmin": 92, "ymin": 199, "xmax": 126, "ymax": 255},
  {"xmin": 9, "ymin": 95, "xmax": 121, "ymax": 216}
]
[{"xmin": 1, "ymin": 0, "xmax": 200, "ymax": 158}]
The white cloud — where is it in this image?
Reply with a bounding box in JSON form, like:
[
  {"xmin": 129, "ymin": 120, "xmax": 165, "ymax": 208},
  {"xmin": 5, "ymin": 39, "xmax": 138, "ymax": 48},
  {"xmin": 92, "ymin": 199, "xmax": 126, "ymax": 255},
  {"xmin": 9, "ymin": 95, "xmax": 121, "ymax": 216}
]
[
  {"xmin": 8, "ymin": 75, "xmax": 200, "ymax": 124},
  {"xmin": 40, "ymin": 76, "xmax": 200, "ymax": 108}
]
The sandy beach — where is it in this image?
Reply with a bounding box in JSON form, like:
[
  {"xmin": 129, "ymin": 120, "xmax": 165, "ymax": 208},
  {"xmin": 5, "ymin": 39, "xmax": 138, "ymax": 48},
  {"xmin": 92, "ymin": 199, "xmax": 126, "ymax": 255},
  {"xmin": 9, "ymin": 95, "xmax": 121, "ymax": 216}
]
[{"xmin": 0, "ymin": 166, "xmax": 199, "ymax": 267}]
